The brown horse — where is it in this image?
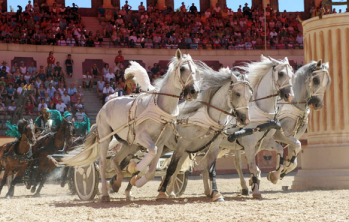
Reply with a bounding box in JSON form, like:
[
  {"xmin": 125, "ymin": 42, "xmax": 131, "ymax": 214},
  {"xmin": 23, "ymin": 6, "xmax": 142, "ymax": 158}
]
[
  {"xmin": 28, "ymin": 118, "xmax": 73, "ymax": 197},
  {"xmin": 0, "ymin": 119, "xmax": 36, "ymax": 198}
]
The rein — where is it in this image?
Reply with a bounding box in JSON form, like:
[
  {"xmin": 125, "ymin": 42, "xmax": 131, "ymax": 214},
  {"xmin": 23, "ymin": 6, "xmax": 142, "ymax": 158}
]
[
  {"xmin": 198, "ymin": 101, "xmax": 235, "ymax": 117},
  {"xmin": 149, "ymin": 92, "xmax": 181, "ymax": 99},
  {"xmin": 251, "ymin": 93, "xmax": 279, "ymax": 102}
]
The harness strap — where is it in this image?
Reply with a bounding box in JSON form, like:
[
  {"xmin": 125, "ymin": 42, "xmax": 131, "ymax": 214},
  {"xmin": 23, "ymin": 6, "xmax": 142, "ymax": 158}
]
[
  {"xmin": 186, "ymin": 130, "xmax": 222, "ymax": 154},
  {"xmin": 198, "ymin": 101, "xmax": 235, "ymax": 117},
  {"xmin": 252, "ymin": 93, "xmax": 279, "ymax": 102}
]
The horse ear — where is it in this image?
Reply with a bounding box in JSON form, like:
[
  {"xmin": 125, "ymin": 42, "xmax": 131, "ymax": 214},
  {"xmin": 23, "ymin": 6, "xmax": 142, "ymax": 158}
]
[
  {"xmin": 316, "ymin": 59, "xmax": 322, "ymax": 68},
  {"xmin": 231, "ymin": 74, "xmax": 238, "ymax": 83},
  {"xmin": 268, "ymin": 57, "xmax": 279, "ymax": 66},
  {"xmin": 283, "ymin": 57, "xmax": 289, "ymax": 64},
  {"xmin": 176, "ymin": 49, "xmax": 182, "ymax": 61},
  {"xmin": 260, "ymin": 54, "xmax": 268, "ymax": 62}
]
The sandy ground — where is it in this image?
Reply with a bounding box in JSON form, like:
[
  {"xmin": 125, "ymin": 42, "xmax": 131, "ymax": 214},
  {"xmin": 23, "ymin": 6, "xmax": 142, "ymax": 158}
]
[{"xmin": 0, "ymin": 172, "xmax": 348, "ymax": 222}]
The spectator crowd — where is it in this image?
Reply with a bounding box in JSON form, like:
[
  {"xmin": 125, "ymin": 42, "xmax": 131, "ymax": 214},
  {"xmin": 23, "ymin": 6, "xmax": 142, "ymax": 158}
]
[
  {"xmin": 1, "ymin": 1, "xmax": 345, "ymax": 50},
  {"xmin": 0, "ymin": 51, "xmax": 89, "ymax": 122}
]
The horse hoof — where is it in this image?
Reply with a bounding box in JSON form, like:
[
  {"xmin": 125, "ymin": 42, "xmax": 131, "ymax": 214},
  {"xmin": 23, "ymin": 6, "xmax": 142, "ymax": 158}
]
[
  {"xmin": 26, "ymin": 183, "xmax": 31, "ymax": 190},
  {"xmin": 60, "ymin": 181, "xmax": 66, "ymax": 188},
  {"xmin": 156, "ymin": 192, "xmax": 167, "ymax": 200},
  {"xmin": 5, "ymin": 194, "xmax": 11, "ymax": 199},
  {"xmin": 252, "ymin": 193, "xmax": 262, "ymax": 200},
  {"xmin": 110, "ymin": 180, "xmax": 121, "ymax": 193},
  {"xmin": 168, "ymin": 192, "xmax": 176, "ymax": 198},
  {"xmin": 241, "ymin": 189, "xmax": 249, "ymax": 196},
  {"xmin": 126, "ymin": 195, "xmax": 135, "ymax": 201},
  {"xmin": 127, "ymin": 162, "xmax": 137, "ymax": 174},
  {"xmin": 205, "ymin": 191, "xmax": 211, "ymax": 198},
  {"xmin": 101, "ymin": 195, "xmax": 110, "ymax": 202},
  {"xmin": 267, "ymin": 171, "xmax": 279, "ymax": 184},
  {"xmin": 33, "ymin": 193, "xmax": 40, "ymax": 197},
  {"xmin": 212, "ymin": 192, "xmax": 224, "ymax": 202},
  {"xmin": 130, "ymin": 175, "xmax": 140, "ymax": 186},
  {"xmin": 31, "ymin": 188, "xmax": 36, "ymax": 193}
]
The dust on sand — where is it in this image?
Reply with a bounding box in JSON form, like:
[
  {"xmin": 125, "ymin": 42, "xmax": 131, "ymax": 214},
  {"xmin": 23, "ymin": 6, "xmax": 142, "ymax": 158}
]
[{"xmin": 0, "ymin": 172, "xmax": 348, "ymax": 222}]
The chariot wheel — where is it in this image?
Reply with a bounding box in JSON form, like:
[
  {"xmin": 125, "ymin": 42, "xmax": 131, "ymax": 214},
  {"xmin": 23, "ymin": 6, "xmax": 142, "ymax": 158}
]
[
  {"xmin": 163, "ymin": 171, "xmax": 189, "ymax": 197},
  {"xmin": 74, "ymin": 163, "xmax": 99, "ymax": 201}
]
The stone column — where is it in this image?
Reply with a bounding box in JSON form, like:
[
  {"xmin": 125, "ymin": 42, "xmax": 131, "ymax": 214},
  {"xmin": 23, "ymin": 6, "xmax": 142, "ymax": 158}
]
[
  {"xmin": 292, "ymin": 13, "xmax": 349, "ymax": 190},
  {"xmin": 157, "ymin": 0, "xmax": 165, "ymax": 9},
  {"xmin": 103, "ymin": 0, "xmax": 113, "ymax": 8}
]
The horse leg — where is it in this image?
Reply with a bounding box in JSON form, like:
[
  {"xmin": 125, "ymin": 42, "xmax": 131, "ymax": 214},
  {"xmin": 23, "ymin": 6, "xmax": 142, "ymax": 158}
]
[
  {"xmin": 234, "ymin": 150, "xmax": 249, "ymax": 195},
  {"xmin": 110, "ymin": 144, "xmax": 139, "ymax": 193},
  {"xmin": 206, "ymin": 146, "xmax": 224, "ymax": 202},
  {"xmin": 202, "ymin": 168, "xmax": 211, "ymax": 197},
  {"xmin": 266, "ymin": 140, "xmax": 285, "ymax": 184},
  {"xmin": 279, "ymin": 136, "xmax": 301, "ymax": 179},
  {"xmin": 166, "ymin": 153, "xmax": 189, "ymax": 198},
  {"xmin": 156, "ymin": 149, "xmax": 183, "ymax": 200},
  {"xmin": 60, "ymin": 167, "xmax": 71, "ymax": 188},
  {"xmin": 133, "ymin": 145, "xmax": 163, "ymax": 188},
  {"xmin": 0, "ymin": 168, "xmax": 9, "ymax": 195},
  {"xmin": 127, "ymin": 133, "xmax": 158, "ymax": 174},
  {"xmin": 242, "ymin": 137, "xmax": 262, "ymax": 199},
  {"xmin": 6, "ymin": 165, "xmax": 27, "ymax": 198}
]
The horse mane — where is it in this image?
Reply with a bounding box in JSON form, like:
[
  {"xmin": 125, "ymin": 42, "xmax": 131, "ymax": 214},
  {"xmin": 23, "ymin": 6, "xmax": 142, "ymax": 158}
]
[
  {"xmin": 237, "ymin": 60, "xmax": 274, "ymax": 90},
  {"xmin": 180, "ymin": 61, "xmax": 233, "ymax": 115},
  {"xmin": 153, "ymin": 54, "xmax": 194, "ymax": 90}
]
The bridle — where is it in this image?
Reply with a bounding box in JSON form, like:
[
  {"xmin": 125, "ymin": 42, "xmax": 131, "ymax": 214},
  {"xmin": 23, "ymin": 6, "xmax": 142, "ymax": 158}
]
[
  {"xmin": 151, "ymin": 58, "xmax": 199, "ymax": 99},
  {"xmin": 175, "ymin": 58, "xmax": 198, "ymax": 91},
  {"xmin": 277, "ymin": 66, "xmax": 330, "ymax": 105},
  {"xmin": 228, "ymin": 77, "xmax": 253, "ymax": 117},
  {"xmin": 307, "ymin": 67, "xmax": 330, "ymax": 102},
  {"xmin": 199, "ymin": 76, "xmax": 253, "ymax": 118},
  {"xmin": 23, "ymin": 120, "xmax": 35, "ymax": 144},
  {"xmin": 252, "ymin": 62, "xmax": 293, "ymax": 102}
]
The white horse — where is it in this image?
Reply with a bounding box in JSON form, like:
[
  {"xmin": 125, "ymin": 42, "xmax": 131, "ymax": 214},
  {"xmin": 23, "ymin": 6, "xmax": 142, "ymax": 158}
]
[
  {"xmin": 154, "ymin": 63, "xmax": 253, "ymax": 202},
  {"xmin": 198, "ymin": 56, "xmax": 295, "ymax": 199},
  {"xmin": 56, "ymin": 49, "xmax": 200, "ymax": 202},
  {"xmin": 252, "ymin": 60, "xmax": 331, "ymax": 184}
]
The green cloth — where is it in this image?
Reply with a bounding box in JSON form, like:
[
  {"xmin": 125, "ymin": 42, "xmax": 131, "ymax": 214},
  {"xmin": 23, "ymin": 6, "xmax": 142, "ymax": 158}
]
[
  {"xmin": 63, "ymin": 111, "xmax": 72, "ymax": 119},
  {"xmin": 46, "ymin": 110, "xmax": 63, "ymax": 127},
  {"xmin": 73, "ymin": 115, "xmax": 91, "ymax": 134},
  {"xmin": 5, "ymin": 121, "xmax": 21, "ymax": 139}
]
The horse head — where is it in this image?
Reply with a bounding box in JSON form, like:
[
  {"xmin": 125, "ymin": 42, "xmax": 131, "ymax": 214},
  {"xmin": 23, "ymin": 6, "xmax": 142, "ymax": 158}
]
[
  {"xmin": 306, "ymin": 60, "xmax": 331, "ymax": 110},
  {"xmin": 63, "ymin": 118, "xmax": 74, "ymax": 147},
  {"xmin": 229, "ymin": 74, "xmax": 253, "ymax": 125},
  {"xmin": 269, "ymin": 57, "xmax": 295, "ymax": 102},
  {"xmin": 173, "ymin": 49, "xmax": 200, "ymax": 101},
  {"xmin": 18, "ymin": 119, "xmax": 36, "ymax": 146}
]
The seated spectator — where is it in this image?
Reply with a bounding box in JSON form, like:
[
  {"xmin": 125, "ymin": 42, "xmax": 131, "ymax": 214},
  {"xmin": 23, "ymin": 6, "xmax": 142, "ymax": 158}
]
[
  {"xmin": 102, "ymin": 82, "xmax": 114, "ymax": 104},
  {"xmin": 57, "ymin": 84, "xmax": 65, "ymax": 96},
  {"xmin": 17, "ymin": 82, "xmax": 25, "ymax": 96},
  {"xmin": 139, "ymin": 2, "xmax": 145, "ymax": 13},
  {"xmin": 52, "ymin": 91, "xmax": 61, "ymax": 106},
  {"xmin": 70, "ymin": 92, "xmax": 79, "ymax": 106},
  {"xmin": 68, "ymin": 83, "xmax": 77, "ymax": 96},
  {"xmin": 38, "ymin": 98, "xmax": 48, "ymax": 111},
  {"xmin": 96, "ymin": 76, "xmax": 105, "ymax": 99},
  {"xmin": 83, "ymin": 71, "xmax": 93, "ymax": 90},
  {"xmin": 75, "ymin": 108, "xmax": 86, "ymax": 121},
  {"xmin": 25, "ymin": 100, "xmax": 34, "ymax": 115},
  {"xmin": 91, "ymin": 63, "xmax": 101, "ymax": 79},
  {"xmin": 6, "ymin": 83, "xmax": 15, "ymax": 101},
  {"xmin": 8, "ymin": 100, "xmax": 16, "ymax": 113},
  {"xmin": 74, "ymin": 98, "xmax": 84, "ymax": 111},
  {"xmin": 56, "ymin": 99, "xmax": 67, "ymax": 113},
  {"xmin": 37, "ymin": 65, "xmax": 46, "ymax": 81},
  {"xmin": 62, "ymin": 90, "xmax": 71, "ymax": 106},
  {"xmin": 45, "ymin": 77, "xmax": 54, "ymax": 89},
  {"xmin": 77, "ymin": 86, "xmax": 84, "ymax": 98},
  {"xmin": 27, "ymin": 61, "xmax": 37, "ymax": 74},
  {"xmin": 0, "ymin": 83, "xmax": 7, "ymax": 103},
  {"xmin": 47, "ymin": 83, "xmax": 56, "ymax": 98},
  {"xmin": 0, "ymin": 61, "xmax": 10, "ymax": 73},
  {"xmin": 44, "ymin": 92, "xmax": 51, "ymax": 105}
]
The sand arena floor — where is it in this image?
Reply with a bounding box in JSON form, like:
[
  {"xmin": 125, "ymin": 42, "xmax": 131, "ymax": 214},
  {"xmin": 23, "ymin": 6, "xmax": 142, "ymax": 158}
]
[{"xmin": 0, "ymin": 172, "xmax": 348, "ymax": 222}]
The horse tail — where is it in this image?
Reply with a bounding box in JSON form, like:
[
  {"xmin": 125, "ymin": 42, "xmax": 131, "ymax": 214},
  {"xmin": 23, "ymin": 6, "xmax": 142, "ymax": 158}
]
[{"xmin": 60, "ymin": 124, "xmax": 100, "ymax": 166}]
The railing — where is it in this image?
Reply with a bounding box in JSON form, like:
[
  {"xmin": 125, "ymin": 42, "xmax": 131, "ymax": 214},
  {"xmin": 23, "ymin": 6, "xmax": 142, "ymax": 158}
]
[{"xmin": 0, "ymin": 39, "xmax": 303, "ymax": 50}]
